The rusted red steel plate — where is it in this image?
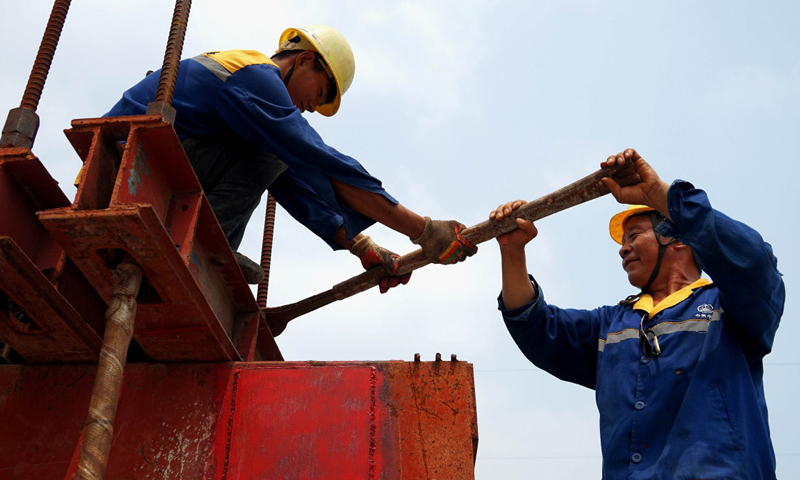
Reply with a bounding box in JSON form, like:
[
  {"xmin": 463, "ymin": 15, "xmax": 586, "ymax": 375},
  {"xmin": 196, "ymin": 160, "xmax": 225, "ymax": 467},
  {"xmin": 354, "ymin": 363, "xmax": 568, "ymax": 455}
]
[
  {"xmin": 0, "ymin": 148, "xmax": 106, "ymax": 362},
  {"xmin": 0, "ymin": 238, "xmax": 101, "ymax": 362},
  {"xmin": 0, "ymin": 360, "xmax": 477, "ymax": 479},
  {"xmin": 0, "ymin": 148, "xmax": 69, "ymax": 260},
  {"xmin": 0, "ymin": 362, "xmax": 231, "ymax": 480},
  {"xmin": 379, "ymin": 360, "xmax": 479, "ymax": 480},
  {"xmin": 215, "ymin": 361, "xmax": 477, "ymax": 480}
]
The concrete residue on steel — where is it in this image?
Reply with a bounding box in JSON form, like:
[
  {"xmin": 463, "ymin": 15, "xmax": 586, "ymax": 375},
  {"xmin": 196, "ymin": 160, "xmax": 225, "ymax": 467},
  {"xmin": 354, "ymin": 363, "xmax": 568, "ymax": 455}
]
[{"xmin": 127, "ymin": 145, "xmax": 152, "ymax": 197}]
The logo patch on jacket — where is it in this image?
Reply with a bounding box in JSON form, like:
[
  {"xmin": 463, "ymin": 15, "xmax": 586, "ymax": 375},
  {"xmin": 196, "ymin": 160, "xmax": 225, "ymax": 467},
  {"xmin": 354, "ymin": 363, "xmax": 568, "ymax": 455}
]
[{"xmin": 695, "ymin": 303, "xmax": 715, "ymax": 319}]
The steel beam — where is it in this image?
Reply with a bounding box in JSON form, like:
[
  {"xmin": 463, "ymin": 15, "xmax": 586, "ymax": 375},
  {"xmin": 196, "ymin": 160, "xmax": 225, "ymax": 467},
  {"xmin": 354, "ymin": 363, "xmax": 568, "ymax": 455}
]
[
  {"xmin": 0, "ymin": 148, "xmax": 105, "ymax": 362},
  {"xmin": 39, "ymin": 116, "xmax": 280, "ymax": 361}
]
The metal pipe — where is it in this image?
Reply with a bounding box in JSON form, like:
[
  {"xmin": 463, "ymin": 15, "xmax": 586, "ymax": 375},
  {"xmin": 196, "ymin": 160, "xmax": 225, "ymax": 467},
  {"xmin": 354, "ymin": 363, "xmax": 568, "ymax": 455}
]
[
  {"xmin": 263, "ymin": 162, "xmax": 642, "ymax": 335},
  {"xmin": 75, "ymin": 261, "xmax": 143, "ymax": 480}
]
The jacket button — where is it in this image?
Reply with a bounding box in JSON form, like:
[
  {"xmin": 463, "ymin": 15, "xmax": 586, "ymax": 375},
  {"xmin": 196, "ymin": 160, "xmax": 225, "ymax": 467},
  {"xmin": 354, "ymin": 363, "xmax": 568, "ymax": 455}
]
[
  {"xmin": 634, "ymin": 401, "xmax": 645, "ymax": 410},
  {"xmin": 631, "ymin": 453, "xmax": 642, "ymax": 463},
  {"xmin": 640, "ymin": 355, "xmax": 651, "ymax": 364}
]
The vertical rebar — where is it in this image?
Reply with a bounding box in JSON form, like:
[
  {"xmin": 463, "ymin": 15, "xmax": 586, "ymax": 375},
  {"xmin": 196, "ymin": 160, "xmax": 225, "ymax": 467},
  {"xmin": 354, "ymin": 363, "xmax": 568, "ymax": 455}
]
[
  {"xmin": 19, "ymin": 0, "xmax": 71, "ymax": 112},
  {"xmin": 1, "ymin": 0, "xmax": 71, "ymax": 148},
  {"xmin": 153, "ymin": 0, "xmax": 191, "ymax": 104},
  {"xmin": 257, "ymin": 195, "xmax": 278, "ymax": 309},
  {"xmin": 75, "ymin": 261, "xmax": 143, "ymax": 480},
  {"xmin": 145, "ymin": 0, "xmax": 192, "ymax": 123}
]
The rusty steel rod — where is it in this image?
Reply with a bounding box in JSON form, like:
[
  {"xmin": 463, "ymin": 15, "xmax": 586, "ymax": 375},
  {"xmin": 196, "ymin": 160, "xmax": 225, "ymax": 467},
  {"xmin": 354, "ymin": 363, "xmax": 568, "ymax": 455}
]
[
  {"xmin": 263, "ymin": 163, "xmax": 637, "ymax": 336},
  {"xmin": 1, "ymin": 0, "xmax": 72, "ymax": 148},
  {"xmin": 153, "ymin": 0, "xmax": 191, "ymax": 105},
  {"xmin": 257, "ymin": 194, "xmax": 278, "ymax": 309},
  {"xmin": 145, "ymin": 0, "xmax": 192, "ymax": 123},
  {"xmin": 20, "ymin": 0, "xmax": 71, "ymax": 111},
  {"xmin": 75, "ymin": 261, "xmax": 143, "ymax": 480}
]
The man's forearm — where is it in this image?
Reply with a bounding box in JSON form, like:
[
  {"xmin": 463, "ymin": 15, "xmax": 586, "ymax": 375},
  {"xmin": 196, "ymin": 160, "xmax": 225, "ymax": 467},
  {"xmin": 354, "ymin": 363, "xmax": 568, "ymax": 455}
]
[
  {"xmin": 331, "ymin": 179, "xmax": 426, "ymax": 239},
  {"xmin": 500, "ymin": 246, "xmax": 537, "ymax": 309}
]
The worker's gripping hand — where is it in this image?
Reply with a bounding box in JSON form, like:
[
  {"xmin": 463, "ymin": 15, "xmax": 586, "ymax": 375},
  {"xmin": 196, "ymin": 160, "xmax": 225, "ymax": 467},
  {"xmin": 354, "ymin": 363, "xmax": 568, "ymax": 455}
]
[
  {"xmin": 489, "ymin": 200, "xmax": 538, "ymax": 249},
  {"xmin": 349, "ymin": 235, "xmax": 411, "ymax": 293},
  {"xmin": 412, "ymin": 217, "xmax": 478, "ymax": 265},
  {"xmin": 600, "ymin": 148, "xmax": 670, "ymax": 214}
]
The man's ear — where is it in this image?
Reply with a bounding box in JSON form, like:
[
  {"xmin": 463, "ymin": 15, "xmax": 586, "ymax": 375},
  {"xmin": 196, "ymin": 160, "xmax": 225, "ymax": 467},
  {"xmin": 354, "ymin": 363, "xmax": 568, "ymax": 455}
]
[
  {"xmin": 295, "ymin": 50, "xmax": 317, "ymax": 67},
  {"xmin": 670, "ymin": 239, "xmax": 689, "ymax": 250}
]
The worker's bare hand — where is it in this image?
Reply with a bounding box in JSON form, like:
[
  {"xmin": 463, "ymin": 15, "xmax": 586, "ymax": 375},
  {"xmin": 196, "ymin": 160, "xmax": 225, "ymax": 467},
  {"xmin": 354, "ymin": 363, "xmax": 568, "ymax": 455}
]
[
  {"xmin": 601, "ymin": 148, "xmax": 670, "ymax": 215},
  {"xmin": 489, "ymin": 199, "xmax": 526, "ymax": 221},
  {"xmin": 490, "ymin": 200, "xmax": 538, "ymax": 248}
]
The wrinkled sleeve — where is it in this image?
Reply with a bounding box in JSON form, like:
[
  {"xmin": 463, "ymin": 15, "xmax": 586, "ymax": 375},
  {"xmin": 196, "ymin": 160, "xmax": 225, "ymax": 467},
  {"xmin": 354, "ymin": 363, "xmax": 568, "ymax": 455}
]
[
  {"xmin": 498, "ymin": 276, "xmax": 603, "ymax": 389},
  {"xmin": 657, "ymin": 180, "xmax": 784, "ymax": 356},
  {"xmin": 267, "ymin": 169, "xmax": 377, "ymax": 249},
  {"xmin": 212, "ymin": 64, "xmax": 397, "ymax": 249}
]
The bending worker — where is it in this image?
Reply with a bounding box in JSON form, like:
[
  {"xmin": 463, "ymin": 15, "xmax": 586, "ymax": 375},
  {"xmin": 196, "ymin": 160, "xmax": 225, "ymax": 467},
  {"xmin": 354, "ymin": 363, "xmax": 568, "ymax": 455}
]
[
  {"xmin": 490, "ymin": 148, "xmax": 784, "ymax": 479},
  {"xmin": 105, "ymin": 25, "xmax": 476, "ymax": 287}
]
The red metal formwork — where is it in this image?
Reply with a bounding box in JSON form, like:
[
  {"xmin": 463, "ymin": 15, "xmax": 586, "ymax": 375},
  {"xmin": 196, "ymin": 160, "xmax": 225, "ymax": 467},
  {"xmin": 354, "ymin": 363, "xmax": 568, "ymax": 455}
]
[
  {"xmin": 0, "ymin": 360, "xmax": 477, "ymax": 479},
  {"xmin": 379, "ymin": 360, "xmax": 479, "ymax": 479},
  {"xmin": 0, "ymin": 147, "xmax": 106, "ymax": 363},
  {"xmin": 38, "ymin": 116, "xmax": 281, "ymax": 362}
]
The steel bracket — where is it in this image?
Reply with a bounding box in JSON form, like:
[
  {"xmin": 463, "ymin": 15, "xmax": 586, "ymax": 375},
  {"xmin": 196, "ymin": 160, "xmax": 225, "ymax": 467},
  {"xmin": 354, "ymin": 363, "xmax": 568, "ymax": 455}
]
[
  {"xmin": 0, "ymin": 148, "xmax": 105, "ymax": 363},
  {"xmin": 38, "ymin": 116, "xmax": 281, "ymax": 361}
]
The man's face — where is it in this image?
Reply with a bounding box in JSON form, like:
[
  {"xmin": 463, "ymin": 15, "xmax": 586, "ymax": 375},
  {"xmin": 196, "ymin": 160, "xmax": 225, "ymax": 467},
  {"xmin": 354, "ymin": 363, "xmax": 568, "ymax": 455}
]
[
  {"xmin": 619, "ymin": 214, "xmax": 660, "ymax": 288},
  {"xmin": 285, "ymin": 53, "xmax": 332, "ymax": 114}
]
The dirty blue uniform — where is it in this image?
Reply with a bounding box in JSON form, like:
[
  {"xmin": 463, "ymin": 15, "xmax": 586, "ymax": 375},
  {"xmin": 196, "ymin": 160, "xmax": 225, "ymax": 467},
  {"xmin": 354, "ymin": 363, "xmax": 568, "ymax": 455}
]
[
  {"xmin": 106, "ymin": 50, "xmax": 396, "ymax": 250},
  {"xmin": 498, "ymin": 181, "xmax": 784, "ymax": 479}
]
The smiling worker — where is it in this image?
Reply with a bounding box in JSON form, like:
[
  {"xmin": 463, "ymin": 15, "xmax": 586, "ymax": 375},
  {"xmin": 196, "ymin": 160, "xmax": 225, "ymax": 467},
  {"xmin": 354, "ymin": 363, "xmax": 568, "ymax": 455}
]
[
  {"xmin": 490, "ymin": 149, "xmax": 784, "ymax": 479},
  {"xmin": 106, "ymin": 25, "xmax": 476, "ymax": 287}
]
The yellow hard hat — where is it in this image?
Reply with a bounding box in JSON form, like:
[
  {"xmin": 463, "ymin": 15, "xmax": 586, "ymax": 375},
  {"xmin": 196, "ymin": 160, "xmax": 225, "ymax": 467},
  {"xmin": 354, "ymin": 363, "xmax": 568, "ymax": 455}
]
[
  {"xmin": 277, "ymin": 25, "xmax": 355, "ymax": 117},
  {"xmin": 609, "ymin": 205, "xmax": 654, "ymax": 244}
]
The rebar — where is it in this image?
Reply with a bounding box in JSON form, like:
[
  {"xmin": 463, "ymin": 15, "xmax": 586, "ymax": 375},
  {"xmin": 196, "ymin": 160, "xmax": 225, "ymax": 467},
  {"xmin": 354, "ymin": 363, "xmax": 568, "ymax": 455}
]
[
  {"xmin": 19, "ymin": 0, "xmax": 71, "ymax": 112},
  {"xmin": 153, "ymin": 0, "xmax": 192, "ymax": 106},
  {"xmin": 257, "ymin": 194, "xmax": 278, "ymax": 309},
  {"xmin": 1, "ymin": 0, "xmax": 71, "ymax": 148}
]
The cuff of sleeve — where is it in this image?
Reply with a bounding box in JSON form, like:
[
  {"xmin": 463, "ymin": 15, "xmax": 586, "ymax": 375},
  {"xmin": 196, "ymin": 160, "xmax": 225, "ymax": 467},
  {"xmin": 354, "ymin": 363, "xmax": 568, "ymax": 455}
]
[
  {"xmin": 497, "ymin": 275, "xmax": 542, "ymax": 321},
  {"xmin": 656, "ymin": 179, "xmax": 696, "ymax": 238}
]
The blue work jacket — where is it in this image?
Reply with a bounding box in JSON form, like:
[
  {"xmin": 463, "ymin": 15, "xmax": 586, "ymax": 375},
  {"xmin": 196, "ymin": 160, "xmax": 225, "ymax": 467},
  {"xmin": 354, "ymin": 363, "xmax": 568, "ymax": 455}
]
[
  {"xmin": 499, "ymin": 181, "xmax": 784, "ymax": 479},
  {"xmin": 106, "ymin": 50, "xmax": 397, "ymax": 249}
]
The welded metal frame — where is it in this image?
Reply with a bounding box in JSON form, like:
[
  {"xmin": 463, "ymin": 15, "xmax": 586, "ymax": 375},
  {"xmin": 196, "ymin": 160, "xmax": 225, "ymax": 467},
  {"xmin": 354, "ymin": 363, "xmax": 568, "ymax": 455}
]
[
  {"xmin": 0, "ymin": 147, "xmax": 105, "ymax": 362},
  {"xmin": 38, "ymin": 115, "xmax": 280, "ymax": 362}
]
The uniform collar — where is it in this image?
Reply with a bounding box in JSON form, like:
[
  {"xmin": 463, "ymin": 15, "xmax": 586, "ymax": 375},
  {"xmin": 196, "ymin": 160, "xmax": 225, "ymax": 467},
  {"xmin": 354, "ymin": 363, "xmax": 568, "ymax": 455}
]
[{"xmin": 632, "ymin": 278, "xmax": 712, "ymax": 317}]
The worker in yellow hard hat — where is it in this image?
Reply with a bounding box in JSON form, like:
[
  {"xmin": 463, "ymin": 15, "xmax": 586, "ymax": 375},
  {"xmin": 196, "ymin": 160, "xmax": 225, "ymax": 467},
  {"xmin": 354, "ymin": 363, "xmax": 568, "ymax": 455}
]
[
  {"xmin": 486, "ymin": 148, "xmax": 784, "ymax": 479},
  {"xmin": 274, "ymin": 25, "xmax": 355, "ymax": 117},
  {"xmin": 105, "ymin": 25, "xmax": 476, "ymax": 287},
  {"xmin": 608, "ymin": 203, "xmax": 679, "ymax": 304}
]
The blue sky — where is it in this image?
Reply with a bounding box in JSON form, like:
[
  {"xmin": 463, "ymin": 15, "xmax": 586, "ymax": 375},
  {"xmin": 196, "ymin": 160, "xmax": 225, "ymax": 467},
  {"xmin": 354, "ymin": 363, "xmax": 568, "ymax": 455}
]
[{"xmin": 2, "ymin": 1, "xmax": 798, "ymax": 478}]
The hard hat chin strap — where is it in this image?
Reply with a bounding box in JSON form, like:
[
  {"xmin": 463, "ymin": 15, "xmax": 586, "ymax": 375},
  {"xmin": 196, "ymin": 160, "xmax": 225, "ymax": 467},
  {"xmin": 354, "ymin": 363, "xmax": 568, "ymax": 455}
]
[
  {"xmin": 619, "ymin": 212, "xmax": 676, "ymax": 306},
  {"xmin": 282, "ymin": 65, "xmax": 295, "ymax": 88},
  {"xmin": 280, "ymin": 36, "xmax": 305, "ymax": 89}
]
